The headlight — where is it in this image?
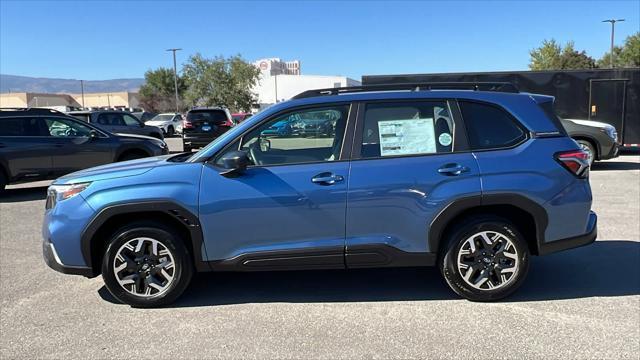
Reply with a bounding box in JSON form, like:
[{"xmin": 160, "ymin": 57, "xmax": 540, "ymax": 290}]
[
  {"xmin": 46, "ymin": 183, "xmax": 91, "ymax": 209},
  {"xmin": 603, "ymin": 126, "xmax": 618, "ymax": 142}
]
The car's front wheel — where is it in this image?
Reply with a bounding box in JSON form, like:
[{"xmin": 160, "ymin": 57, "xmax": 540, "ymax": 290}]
[
  {"xmin": 101, "ymin": 222, "xmax": 193, "ymax": 307},
  {"xmin": 439, "ymin": 215, "xmax": 529, "ymax": 301}
]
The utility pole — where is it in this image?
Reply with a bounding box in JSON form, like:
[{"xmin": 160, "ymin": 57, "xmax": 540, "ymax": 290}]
[
  {"xmin": 602, "ymin": 19, "xmax": 625, "ymax": 68},
  {"xmin": 166, "ymin": 48, "xmax": 182, "ymax": 113},
  {"xmin": 80, "ymin": 80, "xmax": 85, "ymax": 108},
  {"xmin": 274, "ymin": 75, "xmax": 278, "ymax": 103}
]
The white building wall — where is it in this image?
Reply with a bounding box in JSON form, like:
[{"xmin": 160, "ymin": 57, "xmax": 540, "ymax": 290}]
[{"xmin": 253, "ymin": 75, "xmax": 361, "ymax": 105}]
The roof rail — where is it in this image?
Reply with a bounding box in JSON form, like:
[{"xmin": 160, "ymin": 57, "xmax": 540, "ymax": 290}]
[
  {"xmin": 292, "ymin": 82, "xmax": 520, "ymax": 99},
  {"xmin": 0, "ymin": 107, "xmax": 66, "ymax": 115}
]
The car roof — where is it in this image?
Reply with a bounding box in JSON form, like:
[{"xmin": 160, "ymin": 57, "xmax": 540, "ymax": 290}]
[{"xmin": 263, "ymin": 89, "xmax": 559, "ymax": 133}]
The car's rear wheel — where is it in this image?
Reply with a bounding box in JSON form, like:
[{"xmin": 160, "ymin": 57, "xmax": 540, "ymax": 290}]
[
  {"xmin": 101, "ymin": 222, "xmax": 193, "ymax": 307},
  {"xmin": 576, "ymin": 139, "xmax": 596, "ymax": 165},
  {"xmin": 0, "ymin": 171, "xmax": 6, "ymax": 193},
  {"xmin": 439, "ymin": 215, "xmax": 529, "ymax": 301},
  {"xmin": 183, "ymin": 144, "xmax": 192, "ymax": 152},
  {"xmin": 167, "ymin": 126, "xmax": 175, "ymax": 137}
]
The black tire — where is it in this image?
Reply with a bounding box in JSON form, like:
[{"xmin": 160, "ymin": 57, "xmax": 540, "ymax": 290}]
[
  {"xmin": 0, "ymin": 170, "xmax": 6, "ymax": 193},
  {"xmin": 150, "ymin": 133, "xmax": 163, "ymax": 140},
  {"xmin": 439, "ymin": 215, "xmax": 530, "ymax": 302},
  {"xmin": 118, "ymin": 151, "xmax": 147, "ymax": 162},
  {"xmin": 167, "ymin": 126, "xmax": 175, "ymax": 137},
  {"xmin": 576, "ymin": 139, "xmax": 596, "ymax": 165},
  {"xmin": 183, "ymin": 144, "xmax": 192, "ymax": 153},
  {"xmin": 101, "ymin": 221, "xmax": 193, "ymax": 307}
]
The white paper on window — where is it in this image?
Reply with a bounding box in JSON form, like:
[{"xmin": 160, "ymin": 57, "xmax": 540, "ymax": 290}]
[{"xmin": 377, "ymin": 118, "xmax": 436, "ymax": 156}]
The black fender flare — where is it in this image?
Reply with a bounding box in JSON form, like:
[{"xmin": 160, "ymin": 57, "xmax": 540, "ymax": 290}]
[
  {"xmin": 428, "ymin": 194, "xmax": 548, "ymax": 255},
  {"xmin": 80, "ymin": 201, "xmax": 208, "ymax": 274}
]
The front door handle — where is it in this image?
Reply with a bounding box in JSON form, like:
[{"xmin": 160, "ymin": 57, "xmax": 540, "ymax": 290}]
[
  {"xmin": 311, "ymin": 172, "xmax": 344, "ymax": 185},
  {"xmin": 438, "ymin": 163, "xmax": 470, "ymax": 176}
]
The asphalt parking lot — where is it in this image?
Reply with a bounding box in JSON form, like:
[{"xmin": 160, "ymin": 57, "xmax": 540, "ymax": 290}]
[{"xmin": 1, "ymin": 150, "xmax": 638, "ymax": 359}]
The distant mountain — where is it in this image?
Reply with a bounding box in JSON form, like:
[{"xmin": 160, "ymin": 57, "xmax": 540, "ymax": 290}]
[{"xmin": 0, "ymin": 74, "xmax": 145, "ymax": 94}]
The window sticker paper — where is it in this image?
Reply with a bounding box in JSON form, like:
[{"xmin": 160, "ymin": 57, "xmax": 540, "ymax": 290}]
[{"xmin": 378, "ymin": 118, "xmax": 436, "ymax": 156}]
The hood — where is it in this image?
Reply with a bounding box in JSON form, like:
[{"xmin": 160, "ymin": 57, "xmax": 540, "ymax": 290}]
[
  {"xmin": 54, "ymin": 155, "xmax": 174, "ymax": 184},
  {"xmin": 565, "ymin": 119, "xmax": 614, "ymax": 129},
  {"xmin": 146, "ymin": 120, "xmax": 170, "ymax": 126}
]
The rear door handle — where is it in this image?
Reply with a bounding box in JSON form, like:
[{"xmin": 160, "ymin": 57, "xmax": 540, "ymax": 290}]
[
  {"xmin": 438, "ymin": 164, "xmax": 470, "ymax": 176},
  {"xmin": 311, "ymin": 172, "xmax": 344, "ymax": 185}
]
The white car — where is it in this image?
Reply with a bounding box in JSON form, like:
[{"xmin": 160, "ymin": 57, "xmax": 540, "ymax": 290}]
[{"xmin": 145, "ymin": 113, "xmax": 183, "ymax": 136}]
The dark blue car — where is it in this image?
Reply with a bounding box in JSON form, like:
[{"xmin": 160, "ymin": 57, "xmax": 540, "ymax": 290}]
[{"xmin": 42, "ymin": 83, "xmax": 596, "ymax": 307}]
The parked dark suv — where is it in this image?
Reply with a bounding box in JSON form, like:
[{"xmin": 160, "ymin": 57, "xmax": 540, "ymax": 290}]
[
  {"xmin": 68, "ymin": 110, "xmax": 164, "ymax": 140},
  {"xmin": 0, "ymin": 108, "xmax": 169, "ymax": 192},
  {"xmin": 560, "ymin": 118, "xmax": 619, "ymax": 165},
  {"xmin": 182, "ymin": 107, "xmax": 233, "ymax": 152}
]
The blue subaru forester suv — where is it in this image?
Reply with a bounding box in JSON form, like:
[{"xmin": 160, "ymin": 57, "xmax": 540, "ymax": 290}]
[{"xmin": 43, "ymin": 83, "xmax": 597, "ymax": 307}]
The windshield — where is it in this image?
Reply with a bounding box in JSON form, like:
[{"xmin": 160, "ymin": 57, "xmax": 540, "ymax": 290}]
[{"xmin": 149, "ymin": 114, "xmax": 174, "ymax": 122}]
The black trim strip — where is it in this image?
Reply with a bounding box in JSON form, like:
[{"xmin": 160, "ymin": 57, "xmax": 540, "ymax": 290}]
[
  {"xmin": 80, "ymin": 201, "xmax": 208, "ymax": 274},
  {"xmin": 207, "ymin": 246, "xmax": 345, "ymax": 271},
  {"xmin": 345, "ymin": 244, "xmax": 436, "ymax": 268},
  {"xmin": 537, "ymin": 211, "xmax": 597, "ymax": 255}
]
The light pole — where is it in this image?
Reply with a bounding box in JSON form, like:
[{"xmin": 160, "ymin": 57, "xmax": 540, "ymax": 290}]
[
  {"xmin": 166, "ymin": 48, "xmax": 182, "ymax": 113},
  {"xmin": 80, "ymin": 80, "xmax": 85, "ymax": 108},
  {"xmin": 602, "ymin": 19, "xmax": 625, "ymax": 68}
]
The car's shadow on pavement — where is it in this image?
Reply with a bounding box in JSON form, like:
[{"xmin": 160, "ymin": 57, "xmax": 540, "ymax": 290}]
[
  {"xmin": 0, "ymin": 186, "xmax": 48, "ymax": 203},
  {"xmin": 591, "ymin": 161, "xmax": 640, "ymax": 171},
  {"xmin": 98, "ymin": 240, "xmax": 640, "ymax": 307}
]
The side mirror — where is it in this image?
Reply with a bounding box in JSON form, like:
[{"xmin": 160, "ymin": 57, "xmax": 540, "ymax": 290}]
[
  {"xmin": 140, "ymin": 122, "xmax": 145, "ymax": 128},
  {"xmin": 219, "ymin": 151, "xmax": 250, "ymax": 177},
  {"xmin": 89, "ymin": 130, "xmax": 99, "ymax": 139}
]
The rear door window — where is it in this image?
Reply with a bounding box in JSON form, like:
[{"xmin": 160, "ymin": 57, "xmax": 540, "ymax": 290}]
[
  {"xmin": 97, "ymin": 113, "xmax": 125, "ymax": 126},
  {"xmin": 458, "ymin": 101, "xmax": 526, "ymax": 150},
  {"xmin": 123, "ymin": 114, "xmax": 141, "ymax": 126},
  {"xmin": 359, "ymin": 101, "xmax": 455, "ymax": 158},
  {"xmin": 0, "ymin": 117, "xmax": 47, "ymax": 136}
]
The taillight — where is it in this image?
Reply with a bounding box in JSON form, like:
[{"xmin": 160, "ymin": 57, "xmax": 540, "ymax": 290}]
[
  {"xmin": 222, "ymin": 119, "xmax": 234, "ymax": 127},
  {"xmin": 183, "ymin": 119, "xmax": 193, "ymax": 129},
  {"xmin": 555, "ymin": 150, "xmax": 590, "ymax": 178}
]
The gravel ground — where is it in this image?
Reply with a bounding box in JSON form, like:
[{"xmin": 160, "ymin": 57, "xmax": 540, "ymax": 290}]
[{"xmin": 1, "ymin": 153, "xmax": 638, "ymax": 359}]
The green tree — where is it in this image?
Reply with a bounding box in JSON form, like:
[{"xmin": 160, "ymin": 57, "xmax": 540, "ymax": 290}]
[
  {"xmin": 598, "ymin": 32, "xmax": 640, "ymax": 68},
  {"xmin": 182, "ymin": 54, "xmax": 260, "ymax": 112},
  {"xmin": 139, "ymin": 67, "xmax": 187, "ymax": 113},
  {"xmin": 529, "ymin": 39, "xmax": 596, "ymax": 70}
]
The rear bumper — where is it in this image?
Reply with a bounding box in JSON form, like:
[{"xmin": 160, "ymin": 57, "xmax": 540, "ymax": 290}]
[
  {"xmin": 183, "ymin": 135, "xmax": 215, "ymax": 148},
  {"xmin": 538, "ymin": 211, "xmax": 597, "ymax": 255},
  {"xmin": 43, "ymin": 237, "xmax": 94, "ymax": 277}
]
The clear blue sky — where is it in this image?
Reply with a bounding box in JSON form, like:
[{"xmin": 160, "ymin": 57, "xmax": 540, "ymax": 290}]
[{"xmin": 1, "ymin": 0, "xmax": 638, "ymax": 81}]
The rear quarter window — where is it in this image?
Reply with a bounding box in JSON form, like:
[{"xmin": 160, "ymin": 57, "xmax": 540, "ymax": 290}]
[{"xmin": 459, "ymin": 101, "xmax": 526, "ymax": 150}]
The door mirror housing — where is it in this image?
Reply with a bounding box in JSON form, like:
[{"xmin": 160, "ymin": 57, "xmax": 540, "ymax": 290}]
[
  {"xmin": 219, "ymin": 151, "xmax": 250, "ymax": 177},
  {"xmin": 89, "ymin": 130, "xmax": 99, "ymax": 139}
]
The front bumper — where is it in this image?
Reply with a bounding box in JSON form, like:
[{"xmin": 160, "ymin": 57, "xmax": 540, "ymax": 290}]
[
  {"xmin": 538, "ymin": 211, "xmax": 597, "ymax": 255},
  {"xmin": 600, "ymin": 142, "xmax": 619, "ymax": 160},
  {"xmin": 43, "ymin": 237, "xmax": 94, "ymax": 277}
]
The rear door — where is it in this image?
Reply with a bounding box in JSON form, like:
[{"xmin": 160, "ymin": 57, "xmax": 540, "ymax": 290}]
[
  {"xmin": 588, "ymin": 79, "xmax": 628, "ymax": 143},
  {"xmin": 345, "ymin": 100, "xmax": 481, "ymax": 266},
  {"xmin": 0, "ymin": 117, "xmax": 53, "ymax": 181}
]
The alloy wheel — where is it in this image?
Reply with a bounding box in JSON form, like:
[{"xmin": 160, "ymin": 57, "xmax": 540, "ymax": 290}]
[
  {"xmin": 113, "ymin": 237, "xmax": 176, "ymax": 297},
  {"xmin": 456, "ymin": 231, "xmax": 519, "ymax": 290}
]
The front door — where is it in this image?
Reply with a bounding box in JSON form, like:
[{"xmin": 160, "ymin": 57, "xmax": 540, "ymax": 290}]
[
  {"xmin": 345, "ymin": 100, "xmax": 481, "ymax": 266},
  {"xmin": 198, "ymin": 104, "xmax": 354, "ymax": 269},
  {"xmin": 43, "ymin": 117, "xmax": 113, "ymax": 175}
]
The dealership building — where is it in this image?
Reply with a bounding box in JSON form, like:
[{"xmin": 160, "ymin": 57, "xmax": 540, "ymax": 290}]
[
  {"xmin": 251, "ymin": 58, "xmax": 360, "ymax": 108},
  {"xmin": 0, "ymin": 91, "xmax": 140, "ymax": 110}
]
